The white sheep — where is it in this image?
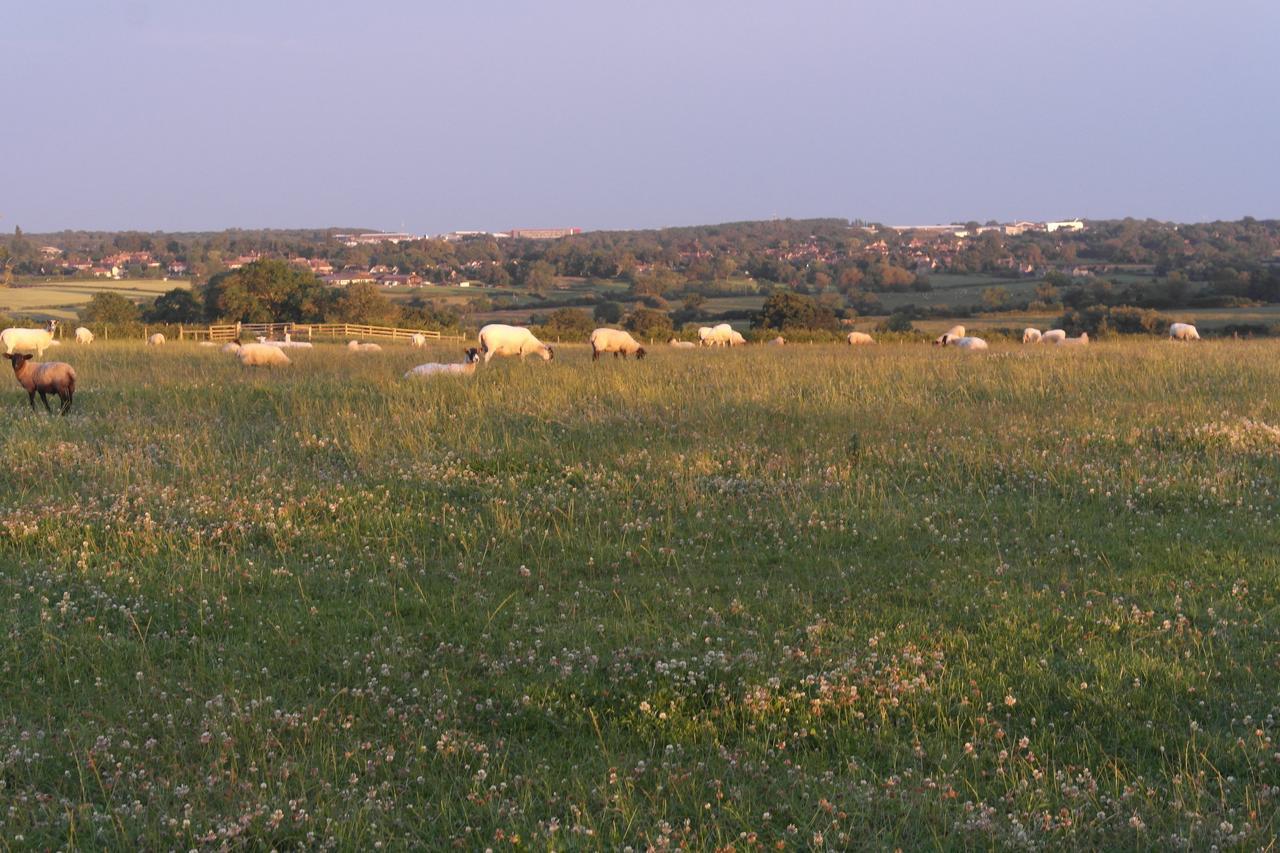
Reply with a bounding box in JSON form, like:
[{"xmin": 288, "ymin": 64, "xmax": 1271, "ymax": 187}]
[
  {"xmin": 411, "ymin": 333, "xmax": 428, "ymax": 348},
  {"xmin": 263, "ymin": 333, "xmax": 313, "ymax": 349},
  {"xmin": 668, "ymin": 338, "xmax": 697, "ymax": 349},
  {"xmin": 699, "ymin": 324, "xmax": 735, "ymax": 347},
  {"xmin": 1169, "ymin": 322, "xmax": 1200, "ymax": 341},
  {"xmin": 74, "ymin": 326, "xmax": 94, "ymax": 345},
  {"xmin": 728, "ymin": 329, "xmax": 747, "ymax": 346},
  {"xmin": 1, "ymin": 321, "xmax": 58, "ymax": 357},
  {"xmin": 847, "ymin": 331, "xmax": 875, "ymax": 345},
  {"xmin": 1059, "ymin": 332, "xmax": 1090, "ymax": 346},
  {"xmin": 347, "ymin": 340, "xmax": 383, "ymax": 353},
  {"xmin": 943, "ymin": 336, "xmax": 989, "ymax": 351},
  {"xmin": 237, "ymin": 343, "xmax": 291, "ymax": 367},
  {"xmin": 148, "ymin": 333, "xmax": 165, "ymax": 347},
  {"xmin": 220, "ymin": 341, "xmax": 243, "ymax": 354},
  {"xmin": 404, "ymin": 348, "xmax": 482, "ymax": 378},
  {"xmin": 768, "ymin": 336, "xmax": 785, "ymax": 346},
  {"xmin": 934, "ymin": 325, "xmax": 966, "ymax": 346},
  {"xmin": 590, "ymin": 328, "xmax": 646, "ymax": 360},
  {"xmin": 477, "ymin": 324, "xmax": 554, "ymax": 364},
  {"xmin": 1039, "ymin": 329, "xmax": 1067, "ymax": 343},
  {"xmin": 1022, "ymin": 328, "xmax": 1042, "ymax": 343}
]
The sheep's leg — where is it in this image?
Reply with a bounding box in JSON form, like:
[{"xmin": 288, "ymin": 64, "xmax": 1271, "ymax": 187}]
[
  {"xmin": 39, "ymin": 391, "xmax": 52, "ymax": 413},
  {"xmin": 592, "ymin": 348, "xmax": 599, "ymax": 361},
  {"xmin": 59, "ymin": 392, "xmax": 72, "ymax": 415},
  {"xmin": 27, "ymin": 390, "xmax": 36, "ymax": 410}
]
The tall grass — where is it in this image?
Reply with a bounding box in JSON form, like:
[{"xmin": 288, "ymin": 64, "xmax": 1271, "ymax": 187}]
[{"xmin": 0, "ymin": 340, "xmax": 1276, "ymax": 848}]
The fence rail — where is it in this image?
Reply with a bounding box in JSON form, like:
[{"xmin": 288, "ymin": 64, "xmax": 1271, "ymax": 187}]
[{"xmin": 177, "ymin": 322, "xmax": 457, "ymax": 343}]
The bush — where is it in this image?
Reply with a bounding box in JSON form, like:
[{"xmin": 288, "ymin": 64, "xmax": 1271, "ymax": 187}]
[
  {"xmin": 755, "ymin": 291, "xmax": 839, "ymax": 332},
  {"xmin": 1055, "ymin": 304, "xmax": 1171, "ymax": 337},
  {"xmin": 623, "ymin": 308, "xmax": 673, "ymax": 341},
  {"xmin": 877, "ymin": 311, "xmax": 916, "ymax": 333},
  {"xmin": 537, "ymin": 308, "xmax": 595, "ymax": 341}
]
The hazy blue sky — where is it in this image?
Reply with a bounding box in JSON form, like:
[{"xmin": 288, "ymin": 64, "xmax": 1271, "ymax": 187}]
[{"xmin": 3, "ymin": 0, "xmax": 1277, "ymax": 233}]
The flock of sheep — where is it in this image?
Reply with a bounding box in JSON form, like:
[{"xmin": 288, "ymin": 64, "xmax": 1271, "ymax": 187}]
[{"xmin": 0, "ymin": 317, "xmax": 1208, "ymax": 416}]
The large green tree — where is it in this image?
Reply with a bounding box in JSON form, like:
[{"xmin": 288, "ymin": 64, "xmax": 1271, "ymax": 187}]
[
  {"xmin": 325, "ymin": 281, "xmax": 401, "ymax": 325},
  {"xmin": 144, "ymin": 288, "xmax": 204, "ymax": 323},
  {"xmin": 79, "ymin": 292, "xmax": 141, "ymax": 324},
  {"xmin": 755, "ymin": 291, "xmax": 838, "ymax": 331},
  {"xmin": 204, "ymin": 259, "xmax": 331, "ymax": 322}
]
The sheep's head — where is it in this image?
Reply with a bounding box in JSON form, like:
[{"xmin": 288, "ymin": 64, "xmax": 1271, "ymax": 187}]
[
  {"xmin": 4, "ymin": 353, "xmax": 32, "ymax": 371},
  {"xmin": 634, "ymin": 347, "xmax": 647, "ymax": 360},
  {"xmin": 540, "ymin": 346, "xmax": 554, "ymax": 361},
  {"xmin": 463, "ymin": 348, "xmax": 481, "ymax": 364},
  {"xmin": 45, "ymin": 320, "xmax": 58, "ymax": 333}
]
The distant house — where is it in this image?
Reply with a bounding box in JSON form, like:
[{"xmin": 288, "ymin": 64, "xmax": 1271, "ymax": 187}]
[
  {"xmin": 321, "ymin": 271, "xmax": 376, "ymax": 286},
  {"xmin": 376, "ymin": 274, "xmax": 421, "ymax": 287},
  {"xmin": 168, "ymin": 262, "xmax": 188, "ymax": 275},
  {"xmin": 1046, "ymin": 219, "xmax": 1085, "ymax": 233}
]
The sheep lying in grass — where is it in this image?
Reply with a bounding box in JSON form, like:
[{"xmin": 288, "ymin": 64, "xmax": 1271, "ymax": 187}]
[
  {"xmin": 934, "ymin": 325, "xmax": 965, "ymax": 346},
  {"xmin": 1, "ymin": 320, "xmax": 58, "ymax": 357},
  {"xmin": 1040, "ymin": 329, "xmax": 1067, "ymax": 343},
  {"xmin": 347, "ymin": 340, "xmax": 383, "ymax": 353},
  {"xmin": 942, "ymin": 335, "xmax": 988, "ymax": 351},
  {"xmin": 1170, "ymin": 322, "xmax": 1200, "ymax": 341},
  {"xmin": 590, "ymin": 328, "xmax": 646, "ymax": 360},
  {"xmin": 1059, "ymin": 332, "xmax": 1089, "ymax": 346},
  {"xmin": 411, "ymin": 333, "xmax": 428, "ymax": 348},
  {"xmin": 478, "ymin": 324, "xmax": 553, "ymax": 363},
  {"xmin": 404, "ymin": 348, "xmax": 481, "ymax": 378},
  {"xmin": 669, "ymin": 338, "xmax": 697, "ymax": 349},
  {"xmin": 4, "ymin": 352, "xmax": 75, "ymax": 415},
  {"xmin": 1022, "ymin": 328, "xmax": 1042, "ymax": 343},
  {"xmin": 847, "ymin": 332, "xmax": 875, "ymax": 345},
  {"xmin": 262, "ymin": 333, "xmax": 312, "ymax": 349},
  {"xmin": 236, "ymin": 343, "xmax": 291, "ymax": 367},
  {"xmin": 75, "ymin": 326, "xmax": 94, "ymax": 345},
  {"xmin": 148, "ymin": 333, "xmax": 165, "ymax": 346},
  {"xmin": 768, "ymin": 336, "xmax": 785, "ymax": 345},
  {"xmin": 220, "ymin": 341, "xmax": 243, "ymax": 354}
]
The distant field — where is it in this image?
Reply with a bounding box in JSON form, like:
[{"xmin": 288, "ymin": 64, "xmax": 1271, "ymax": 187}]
[{"xmin": 0, "ymin": 279, "xmax": 189, "ymax": 321}]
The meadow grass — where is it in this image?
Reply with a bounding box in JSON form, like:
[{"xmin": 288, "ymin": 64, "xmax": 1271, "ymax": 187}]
[
  {"xmin": 0, "ymin": 340, "xmax": 1276, "ymax": 849},
  {"xmin": 0, "ymin": 280, "xmax": 190, "ymax": 322}
]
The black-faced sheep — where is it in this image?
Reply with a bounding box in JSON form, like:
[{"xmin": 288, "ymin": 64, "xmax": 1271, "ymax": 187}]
[{"xmin": 4, "ymin": 352, "xmax": 75, "ymax": 415}]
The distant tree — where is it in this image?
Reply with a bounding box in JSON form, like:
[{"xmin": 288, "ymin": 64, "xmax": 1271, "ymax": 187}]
[
  {"xmin": 982, "ymin": 287, "xmax": 1009, "ymax": 310},
  {"xmin": 143, "ymin": 287, "xmax": 204, "ymax": 323},
  {"xmin": 540, "ymin": 308, "xmax": 595, "ymax": 340},
  {"xmin": 522, "ymin": 260, "xmax": 556, "ymax": 294},
  {"xmin": 755, "ymin": 291, "xmax": 838, "ymax": 331},
  {"xmin": 623, "ymin": 307, "xmax": 673, "ymax": 341},
  {"xmin": 594, "ymin": 300, "xmax": 624, "ymax": 324},
  {"xmin": 325, "ymin": 281, "xmax": 401, "ymax": 325},
  {"xmin": 204, "ymin": 259, "xmax": 330, "ymax": 322},
  {"xmin": 80, "ymin": 291, "xmax": 140, "ymax": 324},
  {"xmin": 878, "ymin": 311, "xmax": 916, "ymax": 333}
]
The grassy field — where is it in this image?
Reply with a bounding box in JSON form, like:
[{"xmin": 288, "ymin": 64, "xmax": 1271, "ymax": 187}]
[
  {"xmin": 1, "ymin": 340, "xmax": 1277, "ymax": 848},
  {"xmin": 0, "ymin": 280, "xmax": 190, "ymax": 321}
]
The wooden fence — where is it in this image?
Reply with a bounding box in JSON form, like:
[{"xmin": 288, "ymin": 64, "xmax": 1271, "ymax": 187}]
[{"xmin": 176, "ymin": 322, "xmax": 457, "ymax": 343}]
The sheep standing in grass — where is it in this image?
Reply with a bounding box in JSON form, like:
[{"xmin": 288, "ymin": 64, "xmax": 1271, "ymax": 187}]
[
  {"xmin": 1040, "ymin": 329, "xmax": 1066, "ymax": 343},
  {"xmin": 477, "ymin": 324, "xmax": 553, "ymax": 364},
  {"xmin": 236, "ymin": 343, "xmax": 291, "ymax": 367},
  {"xmin": 669, "ymin": 338, "xmax": 697, "ymax": 349},
  {"xmin": 847, "ymin": 332, "xmax": 875, "ymax": 345},
  {"xmin": 1170, "ymin": 322, "xmax": 1200, "ymax": 341},
  {"xmin": 934, "ymin": 325, "xmax": 965, "ymax": 346},
  {"xmin": 404, "ymin": 348, "xmax": 481, "ymax": 378},
  {"xmin": 411, "ymin": 333, "xmax": 428, "ymax": 348},
  {"xmin": 942, "ymin": 336, "xmax": 988, "ymax": 351},
  {"xmin": 1, "ymin": 320, "xmax": 58, "ymax": 357},
  {"xmin": 148, "ymin": 333, "xmax": 165, "ymax": 347},
  {"xmin": 768, "ymin": 336, "xmax": 785, "ymax": 346},
  {"xmin": 4, "ymin": 352, "xmax": 75, "ymax": 414},
  {"xmin": 728, "ymin": 329, "xmax": 747, "ymax": 346},
  {"xmin": 1059, "ymin": 332, "xmax": 1090, "ymax": 346},
  {"xmin": 347, "ymin": 340, "xmax": 383, "ymax": 353},
  {"xmin": 590, "ymin": 328, "xmax": 646, "ymax": 360},
  {"xmin": 1022, "ymin": 328, "xmax": 1042, "ymax": 343},
  {"xmin": 698, "ymin": 326, "xmax": 715, "ymax": 346},
  {"xmin": 75, "ymin": 327, "xmax": 94, "ymax": 345},
  {"xmin": 220, "ymin": 341, "xmax": 243, "ymax": 354}
]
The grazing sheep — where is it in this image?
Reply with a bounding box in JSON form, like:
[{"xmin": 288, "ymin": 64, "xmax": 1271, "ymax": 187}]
[
  {"xmin": 847, "ymin": 331, "xmax": 875, "ymax": 345},
  {"xmin": 1169, "ymin": 322, "xmax": 1200, "ymax": 341},
  {"xmin": 477, "ymin": 324, "xmax": 554, "ymax": 364},
  {"xmin": 1059, "ymin": 332, "xmax": 1090, "ymax": 346},
  {"xmin": 699, "ymin": 324, "xmax": 735, "ymax": 347},
  {"xmin": 4, "ymin": 352, "xmax": 75, "ymax": 415},
  {"xmin": 74, "ymin": 326, "xmax": 94, "ymax": 345},
  {"xmin": 728, "ymin": 330, "xmax": 747, "ymax": 346},
  {"xmin": 942, "ymin": 336, "xmax": 989, "ymax": 351},
  {"xmin": 1022, "ymin": 328, "xmax": 1042, "ymax": 343},
  {"xmin": 1, "ymin": 320, "xmax": 58, "ymax": 357},
  {"xmin": 590, "ymin": 328, "xmax": 646, "ymax": 360},
  {"xmin": 768, "ymin": 336, "xmax": 786, "ymax": 346},
  {"xmin": 347, "ymin": 340, "xmax": 383, "ymax": 353},
  {"xmin": 933, "ymin": 325, "xmax": 966, "ymax": 346},
  {"xmin": 148, "ymin": 333, "xmax": 165, "ymax": 346},
  {"xmin": 1040, "ymin": 329, "xmax": 1067, "ymax": 344},
  {"xmin": 411, "ymin": 333, "xmax": 428, "ymax": 348},
  {"xmin": 220, "ymin": 341, "xmax": 243, "ymax": 354},
  {"xmin": 668, "ymin": 338, "xmax": 697, "ymax": 349},
  {"xmin": 236, "ymin": 343, "xmax": 291, "ymax": 367},
  {"xmin": 262, "ymin": 333, "xmax": 312, "ymax": 349},
  {"xmin": 404, "ymin": 348, "xmax": 482, "ymax": 378},
  {"xmin": 697, "ymin": 326, "xmax": 714, "ymax": 346}
]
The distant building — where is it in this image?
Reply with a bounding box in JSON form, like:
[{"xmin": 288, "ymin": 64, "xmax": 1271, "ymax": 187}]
[
  {"xmin": 321, "ymin": 271, "xmax": 377, "ymax": 286},
  {"xmin": 1046, "ymin": 219, "xmax": 1085, "ymax": 233},
  {"xmin": 507, "ymin": 228, "xmax": 582, "ymax": 240},
  {"xmin": 335, "ymin": 232, "xmax": 418, "ymax": 246}
]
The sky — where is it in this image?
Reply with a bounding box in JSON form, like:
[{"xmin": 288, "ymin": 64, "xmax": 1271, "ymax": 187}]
[{"xmin": 3, "ymin": 0, "xmax": 1278, "ymax": 234}]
